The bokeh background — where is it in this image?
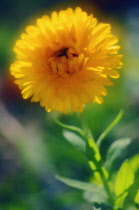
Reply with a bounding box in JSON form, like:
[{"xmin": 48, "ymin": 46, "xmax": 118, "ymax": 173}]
[{"xmin": 0, "ymin": 0, "xmax": 139, "ymax": 209}]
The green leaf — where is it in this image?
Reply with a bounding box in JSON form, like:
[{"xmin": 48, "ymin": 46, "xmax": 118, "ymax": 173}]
[
  {"xmin": 135, "ymin": 190, "xmax": 139, "ymax": 203},
  {"xmin": 97, "ymin": 110, "xmax": 123, "ymax": 148},
  {"xmin": 55, "ymin": 119, "xmax": 84, "ymax": 136},
  {"xmin": 56, "ymin": 174, "xmax": 109, "ymax": 205},
  {"xmin": 92, "ymin": 207, "xmax": 101, "ymax": 210},
  {"xmin": 56, "ymin": 175, "xmax": 105, "ymax": 193},
  {"xmin": 63, "ymin": 130, "xmax": 85, "ymax": 153},
  {"xmin": 129, "ymin": 154, "xmax": 139, "ymax": 174},
  {"xmin": 114, "ymin": 160, "xmax": 134, "ymax": 208},
  {"xmin": 83, "ymin": 189, "xmax": 108, "ymax": 204},
  {"xmin": 105, "ymin": 138, "xmax": 131, "ymax": 171},
  {"xmin": 135, "ymin": 190, "xmax": 139, "ymax": 209}
]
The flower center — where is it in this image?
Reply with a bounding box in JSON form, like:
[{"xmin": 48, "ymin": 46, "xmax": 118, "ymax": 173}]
[
  {"xmin": 57, "ymin": 48, "xmax": 69, "ymax": 58},
  {"xmin": 48, "ymin": 47, "xmax": 80, "ymax": 77},
  {"xmin": 55, "ymin": 47, "xmax": 78, "ymax": 59}
]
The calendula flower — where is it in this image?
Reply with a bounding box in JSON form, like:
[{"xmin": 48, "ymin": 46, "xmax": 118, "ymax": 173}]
[{"xmin": 10, "ymin": 7, "xmax": 122, "ymax": 113}]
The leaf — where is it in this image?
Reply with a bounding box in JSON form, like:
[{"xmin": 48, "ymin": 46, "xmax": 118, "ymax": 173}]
[
  {"xmin": 105, "ymin": 138, "xmax": 131, "ymax": 171},
  {"xmin": 135, "ymin": 190, "xmax": 139, "ymax": 209},
  {"xmin": 129, "ymin": 154, "xmax": 139, "ymax": 174},
  {"xmin": 114, "ymin": 160, "xmax": 134, "ymax": 208},
  {"xmin": 92, "ymin": 207, "xmax": 102, "ymax": 210},
  {"xmin": 56, "ymin": 175, "xmax": 105, "ymax": 194},
  {"xmin": 63, "ymin": 130, "xmax": 85, "ymax": 153},
  {"xmin": 135, "ymin": 190, "xmax": 139, "ymax": 203},
  {"xmin": 83, "ymin": 189, "xmax": 108, "ymax": 204},
  {"xmin": 97, "ymin": 110, "xmax": 123, "ymax": 148},
  {"xmin": 56, "ymin": 174, "xmax": 108, "ymax": 205}
]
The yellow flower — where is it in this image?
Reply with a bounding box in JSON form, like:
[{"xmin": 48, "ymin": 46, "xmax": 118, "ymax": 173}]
[{"xmin": 10, "ymin": 7, "xmax": 122, "ymax": 113}]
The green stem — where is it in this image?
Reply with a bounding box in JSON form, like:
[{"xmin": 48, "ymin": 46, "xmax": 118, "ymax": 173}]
[
  {"xmin": 77, "ymin": 112, "xmax": 89, "ymax": 137},
  {"xmin": 78, "ymin": 113, "xmax": 114, "ymax": 206},
  {"xmin": 88, "ymin": 144, "xmax": 114, "ymax": 205},
  {"xmin": 97, "ymin": 110, "xmax": 123, "ymax": 148}
]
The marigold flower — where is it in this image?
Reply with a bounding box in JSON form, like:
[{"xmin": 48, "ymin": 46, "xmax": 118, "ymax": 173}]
[{"xmin": 10, "ymin": 7, "xmax": 123, "ymax": 113}]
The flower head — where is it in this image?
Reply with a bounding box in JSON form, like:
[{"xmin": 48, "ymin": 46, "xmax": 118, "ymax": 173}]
[{"xmin": 10, "ymin": 7, "xmax": 122, "ymax": 113}]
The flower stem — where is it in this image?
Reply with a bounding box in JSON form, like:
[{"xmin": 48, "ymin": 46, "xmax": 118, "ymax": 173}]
[
  {"xmin": 78, "ymin": 112, "xmax": 114, "ymax": 206},
  {"xmin": 88, "ymin": 143, "xmax": 114, "ymax": 205},
  {"xmin": 97, "ymin": 110, "xmax": 123, "ymax": 148},
  {"xmin": 77, "ymin": 112, "xmax": 89, "ymax": 137}
]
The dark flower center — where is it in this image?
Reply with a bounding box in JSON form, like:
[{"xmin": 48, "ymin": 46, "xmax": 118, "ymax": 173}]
[
  {"xmin": 57, "ymin": 48, "xmax": 69, "ymax": 58},
  {"xmin": 49, "ymin": 47, "xmax": 80, "ymax": 76},
  {"xmin": 56, "ymin": 47, "xmax": 78, "ymax": 58}
]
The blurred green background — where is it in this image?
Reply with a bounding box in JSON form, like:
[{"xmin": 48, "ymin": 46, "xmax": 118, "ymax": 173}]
[{"xmin": 0, "ymin": 0, "xmax": 139, "ymax": 209}]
